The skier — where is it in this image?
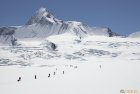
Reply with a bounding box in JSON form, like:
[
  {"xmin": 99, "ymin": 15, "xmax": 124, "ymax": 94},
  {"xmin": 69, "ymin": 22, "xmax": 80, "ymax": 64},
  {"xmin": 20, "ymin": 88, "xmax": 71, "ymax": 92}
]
[
  {"xmin": 63, "ymin": 71, "xmax": 64, "ymax": 74},
  {"xmin": 35, "ymin": 75, "xmax": 37, "ymax": 79},
  {"xmin": 17, "ymin": 77, "xmax": 21, "ymax": 82},
  {"xmin": 48, "ymin": 73, "xmax": 50, "ymax": 77},
  {"xmin": 54, "ymin": 72, "xmax": 56, "ymax": 75}
]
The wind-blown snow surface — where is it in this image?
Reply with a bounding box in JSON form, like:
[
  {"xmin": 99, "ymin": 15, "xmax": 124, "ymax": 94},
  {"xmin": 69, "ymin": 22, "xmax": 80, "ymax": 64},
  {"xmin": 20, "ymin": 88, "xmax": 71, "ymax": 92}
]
[{"xmin": 0, "ymin": 34, "xmax": 140, "ymax": 94}]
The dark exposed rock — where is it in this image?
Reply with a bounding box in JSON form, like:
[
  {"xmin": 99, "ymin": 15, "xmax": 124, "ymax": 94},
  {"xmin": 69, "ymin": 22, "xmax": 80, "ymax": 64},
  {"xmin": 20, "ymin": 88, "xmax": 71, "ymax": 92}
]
[
  {"xmin": 41, "ymin": 40, "xmax": 57, "ymax": 51},
  {"xmin": 0, "ymin": 27, "xmax": 17, "ymax": 35},
  {"xmin": 107, "ymin": 27, "xmax": 120, "ymax": 37}
]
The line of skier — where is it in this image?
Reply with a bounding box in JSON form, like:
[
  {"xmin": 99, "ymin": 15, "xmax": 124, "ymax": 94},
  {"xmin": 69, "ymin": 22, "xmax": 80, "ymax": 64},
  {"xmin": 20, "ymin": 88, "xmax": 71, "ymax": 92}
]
[
  {"xmin": 17, "ymin": 69, "xmax": 65, "ymax": 82},
  {"xmin": 17, "ymin": 65, "xmax": 78, "ymax": 82}
]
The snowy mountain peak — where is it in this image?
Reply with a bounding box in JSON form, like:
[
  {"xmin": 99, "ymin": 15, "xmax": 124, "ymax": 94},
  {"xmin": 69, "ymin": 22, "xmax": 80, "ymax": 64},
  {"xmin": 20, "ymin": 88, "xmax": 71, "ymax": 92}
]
[
  {"xmin": 26, "ymin": 7, "xmax": 61, "ymax": 25},
  {"xmin": 0, "ymin": 7, "xmax": 121, "ymax": 45},
  {"xmin": 37, "ymin": 7, "xmax": 48, "ymax": 13},
  {"xmin": 35, "ymin": 7, "xmax": 52, "ymax": 18}
]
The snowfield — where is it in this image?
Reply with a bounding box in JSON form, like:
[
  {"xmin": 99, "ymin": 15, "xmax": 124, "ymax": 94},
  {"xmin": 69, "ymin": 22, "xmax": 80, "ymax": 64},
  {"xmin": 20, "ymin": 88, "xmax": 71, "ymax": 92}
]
[{"xmin": 0, "ymin": 34, "xmax": 140, "ymax": 94}]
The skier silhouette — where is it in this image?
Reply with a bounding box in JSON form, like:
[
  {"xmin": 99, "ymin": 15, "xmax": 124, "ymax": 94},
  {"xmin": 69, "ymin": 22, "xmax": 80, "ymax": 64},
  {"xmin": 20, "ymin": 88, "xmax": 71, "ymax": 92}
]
[
  {"xmin": 35, "ymin": 75, "xmax": 37, "ymax": 79},
  {"xmin": 17, "ymin": 77, "xmax": 21, "ymax": 82},
  {"xmin": 63, "ymin": 71, "xmax": 64, "ymax": 74},
  {"xmin": 48, "ymin": 73, "xmax": 50, "ymax": 77}
]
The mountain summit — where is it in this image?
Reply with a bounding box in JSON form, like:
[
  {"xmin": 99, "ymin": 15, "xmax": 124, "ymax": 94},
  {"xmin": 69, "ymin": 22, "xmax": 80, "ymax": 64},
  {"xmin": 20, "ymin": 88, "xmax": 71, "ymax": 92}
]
[
  {"xmin": 15, "ymin": 7, "xmax": 119, "ymax": 39},
  {"xmin": 0, "ymin": 7, "xmax": 119, "ymax": 45},
  {"xmin": 26, "ymin": 8, "xmax": 61, "ymax": 25}
]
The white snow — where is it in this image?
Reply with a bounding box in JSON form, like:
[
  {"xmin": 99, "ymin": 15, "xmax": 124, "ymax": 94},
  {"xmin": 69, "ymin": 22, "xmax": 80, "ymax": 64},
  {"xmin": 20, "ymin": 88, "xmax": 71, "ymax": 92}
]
[
  {"xmin": 129, "ymin": 31, "xmax": 140, "ymax": 38},
  {"xmin": 0, "ymin": 34, "xmax": 140, "ymax": 94},
  {"xmin": 0, "ymin": 61, "xmax": 139, "ymax": 94},
  {"xmin": 0, "ymin": 6, "xmax": 139, "ymax": 94}
]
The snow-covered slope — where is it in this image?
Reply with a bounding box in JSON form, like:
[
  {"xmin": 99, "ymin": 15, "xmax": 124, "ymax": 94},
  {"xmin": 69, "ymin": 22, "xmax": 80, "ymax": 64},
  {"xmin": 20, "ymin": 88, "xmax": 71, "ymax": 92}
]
[
  {"xmin": 0, "ymin": 33, "xmax": 140, "ymax": 94},
  {"xmin": 0, "ymin": 33, "xmax": 140, "ymax": 66},
  {"xmin": 129, "ymin": 31, "xmax": 140, "ymax": 38}
]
